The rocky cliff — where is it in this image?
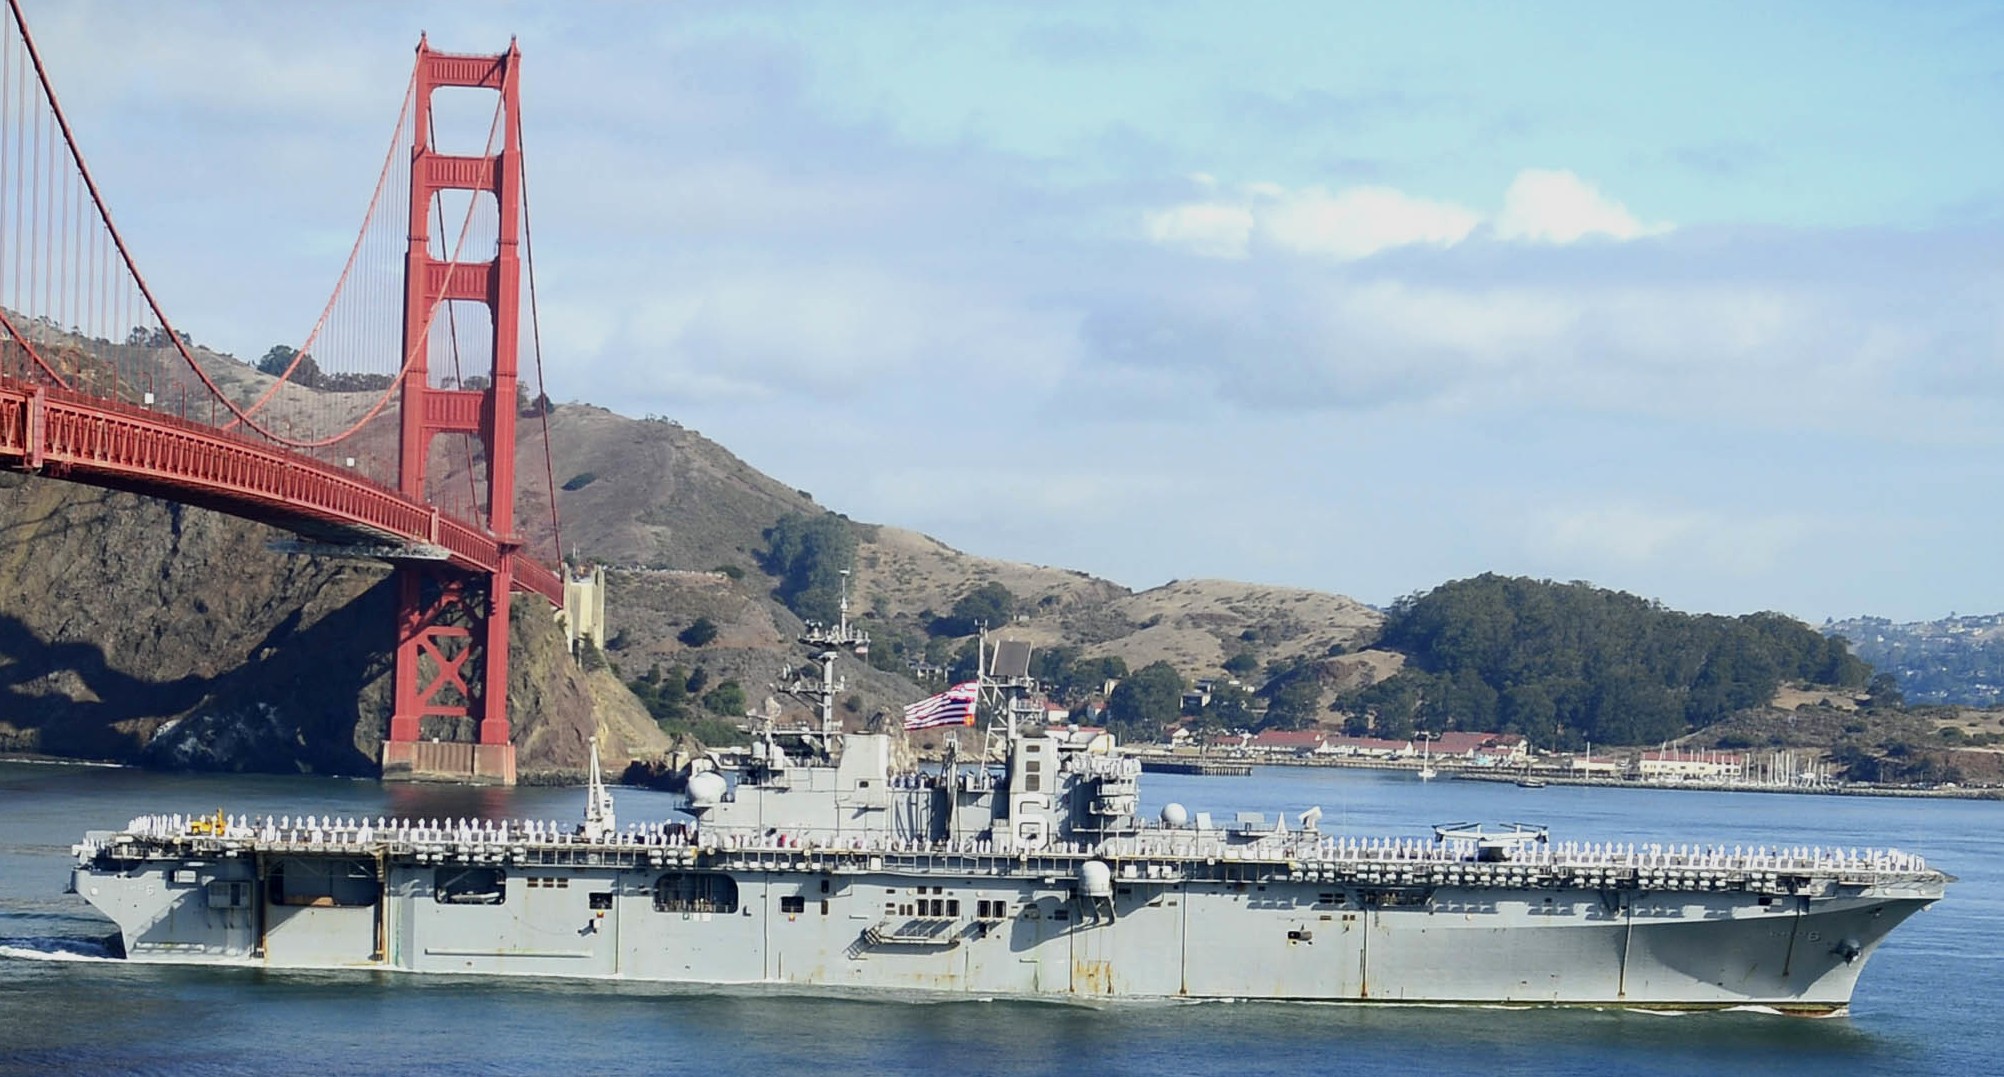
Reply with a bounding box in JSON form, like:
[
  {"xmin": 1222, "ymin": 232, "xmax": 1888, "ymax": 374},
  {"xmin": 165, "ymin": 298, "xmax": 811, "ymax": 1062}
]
[{"xmin": 0, "ymin": 473, "xmax": 666, "ymax": 777}]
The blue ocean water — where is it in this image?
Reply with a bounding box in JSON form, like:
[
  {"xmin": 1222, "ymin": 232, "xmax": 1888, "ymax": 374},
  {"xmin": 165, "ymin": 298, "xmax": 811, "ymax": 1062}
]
[{"xmin": 1, "ymin": 760, "xmax": 1995, "ymax": 1076}]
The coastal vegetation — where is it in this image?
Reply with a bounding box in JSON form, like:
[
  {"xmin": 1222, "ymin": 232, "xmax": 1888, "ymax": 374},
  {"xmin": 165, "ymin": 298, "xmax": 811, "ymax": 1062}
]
[
  {"xmin": 1105, "ymin": 661, "xmax": 1186, "ymax": 741},
  {"xmin": 626, "ymin": 664, "xmax": 746, "ymax": 746},
  {"xmin": 1337, "ymin": 574, "xmax": 1870, "ymax": 749},
  {"xmin": 928, "ymin": 581, "xmax": 1017, "ymax": 638},
  {"xmin": 759, "ymin": 512, "xmax": 857, "ymax": 625}
]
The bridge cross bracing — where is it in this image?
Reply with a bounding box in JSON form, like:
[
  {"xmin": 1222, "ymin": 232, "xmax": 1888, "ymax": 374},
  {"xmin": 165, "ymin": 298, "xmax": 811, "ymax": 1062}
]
[{"xmin": 0, "ymin": 1, "xmax": 567, "ymax": 784}]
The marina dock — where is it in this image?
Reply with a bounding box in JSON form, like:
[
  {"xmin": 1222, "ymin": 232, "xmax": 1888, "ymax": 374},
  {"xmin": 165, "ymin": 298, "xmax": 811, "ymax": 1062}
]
[{"xmin": 1138, "ymin": 758, "xmax": 1253, "ymax": 777}]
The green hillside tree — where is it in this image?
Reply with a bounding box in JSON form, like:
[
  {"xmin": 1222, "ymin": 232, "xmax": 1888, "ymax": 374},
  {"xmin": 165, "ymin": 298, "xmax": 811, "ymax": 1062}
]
[
  {"xmin": 702, "ymin": 680, "xmax": 747, "ymax": 716},
  {"xmin": 1106, "ymin": 661, "xmax": 1185, "ymax": 741},
  {"xmin": 256, "ymin": 344, "xmax": 321, "ymax": 387},
  {"xmin": 1337, "ymin": 574, "xmax": 1875, "ymax": 747},
  {"xmin": 929, "ymin": 581, "xmax": 1017, "ymax": 637},
  {"xmin": 759, "ymin": 512, "xmax": 856, "ymax": 625}
]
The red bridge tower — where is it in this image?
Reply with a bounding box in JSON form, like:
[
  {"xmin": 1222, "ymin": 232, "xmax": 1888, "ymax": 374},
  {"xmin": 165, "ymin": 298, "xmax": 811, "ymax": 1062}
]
[{"xmin": 381, "ymin": 39, "xmax": 526, "ymax": 785}]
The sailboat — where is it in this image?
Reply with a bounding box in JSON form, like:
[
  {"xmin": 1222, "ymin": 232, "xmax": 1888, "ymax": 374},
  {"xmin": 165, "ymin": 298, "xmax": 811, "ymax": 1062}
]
[
  {"xmin": 1515, "ymin": 753, "xmax": 1546, "ymax": 788},
  {"xmin": 1417, "ymin": 734, "xmax": 1437, "ymax": 781}
]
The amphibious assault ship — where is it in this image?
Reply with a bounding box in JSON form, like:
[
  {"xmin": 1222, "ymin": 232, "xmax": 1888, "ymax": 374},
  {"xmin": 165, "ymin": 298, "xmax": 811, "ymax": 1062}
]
[{"xmin": 68, "ymin": 613, "xmax": 1950, "ymax": 1013}]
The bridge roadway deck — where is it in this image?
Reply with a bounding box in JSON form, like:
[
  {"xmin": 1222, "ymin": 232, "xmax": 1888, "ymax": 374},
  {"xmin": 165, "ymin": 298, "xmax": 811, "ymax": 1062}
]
[{"xmin": 0, "ymin": 376, "xmax": 559, "ymax": 602}]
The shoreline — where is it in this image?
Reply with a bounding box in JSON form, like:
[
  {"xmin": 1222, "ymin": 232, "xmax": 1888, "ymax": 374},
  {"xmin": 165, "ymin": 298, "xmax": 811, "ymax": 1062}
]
[
  {"xmin": 1445, "ymin": 768, "xmax": 2002, "ymax": 800},
  {"xmin": 9, "ymin": 749, "xmax": 1999, "ymax": 801},
  {"xmin": 0, "ymin": 752, "xmax": 128, "ymax": 769},
  {"xmin": 1129, "ymin": 751, "xmax": 2004, "ymax": 801}
]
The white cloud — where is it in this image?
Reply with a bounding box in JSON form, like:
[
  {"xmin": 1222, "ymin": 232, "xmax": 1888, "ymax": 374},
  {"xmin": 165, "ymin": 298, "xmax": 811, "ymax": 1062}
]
[
  {"xmin": 594, "ymin": 267, "xmax": 1084, "ymax": 403},
  {"xmin": 1534, "ymin": 504, "xmax": 1812, "ymax": 576},
  {"xmin": 1145, "ymin": 170, "xmax": 1668, "ymax": 261},
  {"xmin": 863, "ymin": 466, "xmax": 1172, "ymax": 524},
  {"xmin": 1144, "ymin": 202, "xmax": 1255, "ymax": 259},
  {"xmin": 1147, "ymin": 183, "xmax": 1482, "ymax": 262},
  {"xmin": 1494, "ymin": 168, "xmax": 1670, "ymax": 243},
  {"xmin": 1321, "ymin": 280, "xmax": 1580, "ymax": 367},
  {"xmin": 1258, "ymin": 186, "xmax": 1483, "ymax": 260},
  {"xmin": 1106, "ymin": 253, "xmax": 2003, "ymax": 430},
  {"xmin": 36, "ymin": 5, "xmax": 414, "ymax": 122}
]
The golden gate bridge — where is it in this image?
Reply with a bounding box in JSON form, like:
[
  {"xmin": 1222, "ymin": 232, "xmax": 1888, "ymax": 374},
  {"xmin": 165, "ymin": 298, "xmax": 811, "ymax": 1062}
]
[{"xmin": 0, "ymin": 1, "xmax": 571, "ymax": 783}]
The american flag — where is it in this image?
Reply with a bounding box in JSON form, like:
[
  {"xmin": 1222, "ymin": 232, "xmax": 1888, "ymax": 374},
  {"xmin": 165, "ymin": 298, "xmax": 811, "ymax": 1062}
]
[{"xmin": 903, "ymin": 681, "xmax": 979, "ymax": 730}]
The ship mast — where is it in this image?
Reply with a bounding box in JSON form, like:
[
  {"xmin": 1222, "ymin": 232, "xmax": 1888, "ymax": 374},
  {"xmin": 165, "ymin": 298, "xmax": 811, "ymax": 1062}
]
[
  {"xmin": 582, "ymin": 736, "xmax": 615, "ymax": 841},
  {"xmin": 977, "ymin": 624, "xmax": 1041, "ymax": 762},
  {"xmin": 794, "ymin": 569, "xmax": 871, "ymax": 742}
]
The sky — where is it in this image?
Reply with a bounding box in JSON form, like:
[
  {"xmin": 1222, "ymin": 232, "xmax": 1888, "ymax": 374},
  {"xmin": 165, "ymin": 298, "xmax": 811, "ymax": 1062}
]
[{"xmin": 23, "ymin": 1, "xmax": 2004, "ymax": 624}]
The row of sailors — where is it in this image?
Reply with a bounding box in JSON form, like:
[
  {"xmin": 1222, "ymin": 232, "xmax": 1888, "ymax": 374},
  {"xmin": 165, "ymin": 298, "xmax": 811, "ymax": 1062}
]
[
  {"xmin": 121, "ymin": 814, "xmax": 696, "ymax": 848},
  {"xmin": 114, "ymin": 814, "xmax": 1932, "ymax": 875},
  {"xmin": 1170, "ymin": 836, "xmax": 1933, "ymax": 874}
]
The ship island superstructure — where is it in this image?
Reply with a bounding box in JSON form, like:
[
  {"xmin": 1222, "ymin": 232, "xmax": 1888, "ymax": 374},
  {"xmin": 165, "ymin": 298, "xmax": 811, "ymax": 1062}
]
[{"xmin": 69, "ymin": 655, "xmax": 1950, "ymax": 1013}]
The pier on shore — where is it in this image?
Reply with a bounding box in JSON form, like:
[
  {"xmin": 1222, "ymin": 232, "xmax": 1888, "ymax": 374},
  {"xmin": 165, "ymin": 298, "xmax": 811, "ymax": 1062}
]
[{"xmin": 1139, "ymin": 758, "xmax": 1254, "ymax": 777}]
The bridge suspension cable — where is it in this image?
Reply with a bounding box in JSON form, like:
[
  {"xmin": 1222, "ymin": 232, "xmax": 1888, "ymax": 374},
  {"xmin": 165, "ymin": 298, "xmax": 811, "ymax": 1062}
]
[
  {"xmin": 516, "ymin": 93, "xmax": 564, "ymax": 568},
  {"xmin": 0, "ymin": 2, "xmax": 563, "ymax": 575}
]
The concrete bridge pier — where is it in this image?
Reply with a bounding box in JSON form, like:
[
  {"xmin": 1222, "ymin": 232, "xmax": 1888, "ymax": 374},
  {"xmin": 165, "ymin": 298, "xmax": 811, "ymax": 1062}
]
[{"xmin": 382, "ymin": 740, "xmax": 517, "ymax": 786}]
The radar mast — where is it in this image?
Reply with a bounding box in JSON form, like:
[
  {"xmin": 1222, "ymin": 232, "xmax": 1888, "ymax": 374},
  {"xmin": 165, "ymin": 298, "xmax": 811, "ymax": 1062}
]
[{"xmin": 793, "ymin": 569, "xmax": 871, "ymax": 742}]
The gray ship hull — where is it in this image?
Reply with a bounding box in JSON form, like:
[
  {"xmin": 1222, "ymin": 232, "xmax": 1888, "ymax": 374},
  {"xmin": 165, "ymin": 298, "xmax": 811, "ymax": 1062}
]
[{"xmin": 71, "ymin": 826, "xmax": 1942, "ymax": 1014}]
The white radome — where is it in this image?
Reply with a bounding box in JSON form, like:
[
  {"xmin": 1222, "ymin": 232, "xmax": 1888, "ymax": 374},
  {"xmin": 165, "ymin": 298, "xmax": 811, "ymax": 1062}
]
[
  {"xmin": 686, "ymin": 770, "xmax": 728, "ymax": 807},
  {"xmin": 1077, "ymin": 859, "xmax": 1113, "ymax": 898}
]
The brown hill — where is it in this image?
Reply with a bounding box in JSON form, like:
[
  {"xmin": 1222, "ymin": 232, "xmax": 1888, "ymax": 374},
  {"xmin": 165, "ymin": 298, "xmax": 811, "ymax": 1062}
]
[
  {"xmin": 513, "ymin": 407, "xmax": 1385, "ymax": 725},
  {"xmin": 1092, "ymin": 579, "xmax": 1380, "ymax": 671},
  {"xmin": 523, "ymin": 405, "xmax": 819, "ymax": 574},
  {"xmin": 0, "ymin": 370, "xmax": 1384, "ymax": 774}
]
